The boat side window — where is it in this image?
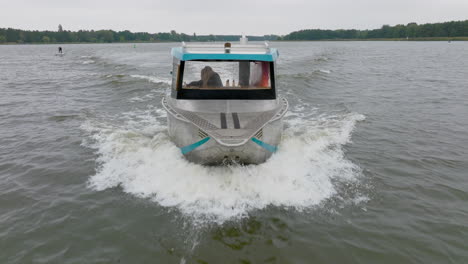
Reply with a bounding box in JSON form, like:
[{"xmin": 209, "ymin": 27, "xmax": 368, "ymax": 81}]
[
  {"xmin": 171, "ymin": 58, "xmax": 181, "ymax": 91},
  {"xmin": 248, "ymin": 61, "xmax": 270, "ymax": 88},
  {"xmin": 181, "ymin": 61, "xmax": 272, "ymax": 90}
]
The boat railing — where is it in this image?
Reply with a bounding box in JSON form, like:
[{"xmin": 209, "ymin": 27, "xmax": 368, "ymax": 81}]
[{"xmin": 182, "ymin": 42, "xmax": 271, "ymax": 54}]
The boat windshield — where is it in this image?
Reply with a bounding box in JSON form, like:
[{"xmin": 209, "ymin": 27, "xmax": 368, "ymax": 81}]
[{"xmin": 182, "ymin": 61, "xmax": 271, "ymax": 90}]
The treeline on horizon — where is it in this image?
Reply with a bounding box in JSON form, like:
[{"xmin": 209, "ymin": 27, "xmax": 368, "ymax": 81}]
[
  {"xmin": 1, "ymin": 20, "xmax": 468, "ymax": 44},
  {"xmin": 282, "ymin": 20, "xmax": 468, "ymax": 40},
  {"xmin": 0, "ymin": 25, "xmax": 278, "ymax": 44}
]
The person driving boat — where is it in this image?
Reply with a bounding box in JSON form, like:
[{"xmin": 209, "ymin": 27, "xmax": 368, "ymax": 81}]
[{"xmin": 187, "ymin": 66, "xmax": 223, "ymax": 88}]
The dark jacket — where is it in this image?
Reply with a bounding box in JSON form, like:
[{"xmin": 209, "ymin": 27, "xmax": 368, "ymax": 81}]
[{"xmin": 188, "ymin": 66, "xmax": 223, "ymax": 88}]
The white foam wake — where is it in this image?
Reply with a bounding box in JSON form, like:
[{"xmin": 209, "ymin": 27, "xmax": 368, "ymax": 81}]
[
  {"xmin": 82, "ymin": 60, "xmax": 95, "ymax": 64},
  {"xmin": 319, "ymin": 69, "xmax": 331, "ymax": 74},
  {"xmin": 82, "ymin": 106, "xmax": 365, "ymax": 224},
  {"xmin": 130, "ymin": 74, "xmax": 171, "ymax": 85}
]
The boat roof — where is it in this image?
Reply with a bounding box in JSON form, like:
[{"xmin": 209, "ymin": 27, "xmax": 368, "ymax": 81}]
[{"xmin": 171, "ymin": 42, "xmax": 279, "ymax": 62}]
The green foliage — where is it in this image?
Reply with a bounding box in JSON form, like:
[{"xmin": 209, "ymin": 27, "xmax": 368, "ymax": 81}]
[
  {"xmin": 282, "ymin": 20, "xmax": 468, "ymax": 40},
  {"xmin": 2, "ymin": 19, "xmax": 466, "ymax": 44},
  {"xmin": 0, "ymin": 27, "xmax": 280, "ymax": 44},
  {"xmin": 42, "ymin": 36, "xmax": 50, "ymax": 43}
]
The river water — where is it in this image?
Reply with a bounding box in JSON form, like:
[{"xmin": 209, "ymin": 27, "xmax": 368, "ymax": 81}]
[{"xmin": 1, "ymin": 41, "xmax": 467, "ymax": 263}]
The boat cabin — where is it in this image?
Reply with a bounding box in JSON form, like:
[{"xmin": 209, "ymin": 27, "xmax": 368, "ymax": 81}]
[{"xmin": 170, "ymin": 42, "xmax": 279, "ymax": 100}]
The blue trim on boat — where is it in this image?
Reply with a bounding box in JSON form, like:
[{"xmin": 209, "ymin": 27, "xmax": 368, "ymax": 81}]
[
  {"xmin": 171, "ymin": 47, "xmax": 278, "ymax": 62},
  {"xmin": 180, "ymin": 137, "xmax": 211, "ymax": 154},
  {"xmin": 251, "ymin": 137, "xmax": 278, "ymax": 153}
]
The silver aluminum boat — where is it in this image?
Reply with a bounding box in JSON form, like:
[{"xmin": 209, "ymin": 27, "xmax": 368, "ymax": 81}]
[{"xmin": 162, "ymin": 37, "xmax": 288, "ymax": 165}]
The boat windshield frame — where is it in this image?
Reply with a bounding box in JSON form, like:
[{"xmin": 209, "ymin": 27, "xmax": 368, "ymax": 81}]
[{"xmin": 171, "ymin": 59, "xmax": 277, "ymax": 100}]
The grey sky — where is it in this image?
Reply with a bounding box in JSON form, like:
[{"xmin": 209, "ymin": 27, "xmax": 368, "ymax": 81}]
[{"xmin": 2, "ymin": 0, "xmax": 467, "ymax": 35}]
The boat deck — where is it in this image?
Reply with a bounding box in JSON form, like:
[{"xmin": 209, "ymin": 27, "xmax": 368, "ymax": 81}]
[{"xmin": 162, "ymin": 97, "xmax": 288, "ymax": 146}]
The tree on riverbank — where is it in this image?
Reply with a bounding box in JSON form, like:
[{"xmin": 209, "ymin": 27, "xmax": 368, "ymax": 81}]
[
  {"xmin": 281, "ymin": 20, "xmax": 468, "ymax": 40},
  {"xmin": 1, "ymin": 20, "xmax": 467, "ymax": 44},
  {"xmin": 0, "ymin": 28, "xmax": 278, "ymax": 44}
]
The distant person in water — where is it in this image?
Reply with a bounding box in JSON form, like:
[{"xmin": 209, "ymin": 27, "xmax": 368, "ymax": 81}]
[
  {"xmin": 58, "ymin": 47, "xmax": 63, "ymax": 54},
  {"xmin": 187, "ymin": 66, "xmax": 223, "ymax": 88}
]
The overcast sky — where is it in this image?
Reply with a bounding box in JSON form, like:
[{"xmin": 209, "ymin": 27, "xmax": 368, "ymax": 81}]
[{"xmin": 2, "ymin": 0, "xmax": 467, "ymax": 35}]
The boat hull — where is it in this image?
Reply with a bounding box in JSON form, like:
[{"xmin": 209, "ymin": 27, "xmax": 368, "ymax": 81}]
[{"xmin": 167, "ymin": 111, "xmax": 284, "ymax": 165}]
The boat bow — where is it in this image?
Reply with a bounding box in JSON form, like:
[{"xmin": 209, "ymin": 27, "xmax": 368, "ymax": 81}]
[{"xmin": 162, "ymin": 97, "xmax": 288, "ymax": 147}]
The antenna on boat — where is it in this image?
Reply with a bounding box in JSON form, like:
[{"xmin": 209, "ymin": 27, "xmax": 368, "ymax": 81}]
[{"xmin": 240, "ymin": 34, "xmax": 248, "ymax": 45}]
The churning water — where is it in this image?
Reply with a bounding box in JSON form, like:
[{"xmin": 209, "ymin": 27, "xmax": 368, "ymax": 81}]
[{"xmin": 1, "ymin": 42, "xmax": 467, "ymax": 263}]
